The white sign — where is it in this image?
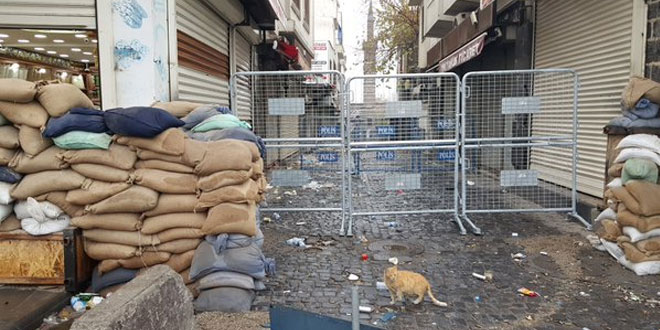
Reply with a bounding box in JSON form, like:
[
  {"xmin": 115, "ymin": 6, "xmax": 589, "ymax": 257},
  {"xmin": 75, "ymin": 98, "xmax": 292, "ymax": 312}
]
[
  {"xmin": 312, "ymin": 40, "xmax": 330, "ymax": 83},
  {"xmin": 481, "ymin": 0, "xmax": 495, "ymax": 10}
]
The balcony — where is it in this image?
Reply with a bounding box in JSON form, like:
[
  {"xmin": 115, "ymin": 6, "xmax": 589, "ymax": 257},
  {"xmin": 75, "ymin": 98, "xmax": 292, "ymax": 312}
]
[
  {"xmin": 443, "ymin": 0, "xmax": 479, "ymax": 16},
  {"xmin": 423, "ymin": 0, "xmax": 455, "ymax": 38}
]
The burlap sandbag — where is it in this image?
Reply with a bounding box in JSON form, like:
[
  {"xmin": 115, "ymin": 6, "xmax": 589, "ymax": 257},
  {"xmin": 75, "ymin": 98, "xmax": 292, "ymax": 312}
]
[
  {"xmin": 9, "ymin": 146, "xmax": 67, "ymax": 173},
  {"xmin": 611, "ymin": 181, "xmax": 660, "ymax": 216},
  {"xmin": 594, "ymin": 219, "xmax": 622, "ymax": 242},
  {"xmin": 71, "ymin": 213, "xmax": 141, "ymax": 231},
  {"xmin": 635, "ymin": 237, "xmax": 660, "ymax": 254},
  {"xmin": 71, "ymin": 163, "xmax": 132, "ymax": 183},
  {"xmin": 133, "ymin": 168, "xmax": 197, "ymax": 194},
  {"xmin": 0, "ymin": 214, "xmax": 20, "ymax": 232},
  {"xmin": 157, "ymin": 227, "xmax": 205, "ymax": 244},
  {"xmin": 0, "ymin": 126, "xmax": 19, "ymax": 149},
  {"xmin": 134, "ymin": 159, "xmax": 193, "ymax": 174},
  {"xmin": 0, "ymin": 101, "xmax": 49, "ymax": 128},
  {"xmin": 617, "ymin": 204, "xmax": 660, "ymax": 232},
  {"xmin": 66, "ymin": 181, "xmax": 131, "ymax": 205},
  {"xmin": 252, "ymin": 158, "xmax": 264, "ymax": 178},
  {"xmin": 618, "ymin": 237, "xmax": 660, "ymax": 263},
  {"xmin": 180, "ymin": 268, "xmax": 194, "ymax": 284},
  {"xmin": 36, "ymin": 83, "xmax": 94, "ymax": 117},
  {"xmin": 0, "ymin": 147, "xmax": 16, "ymax": 166},
  {"xmin": 85, "ymin": 186, "xmax": 159, "ymax": 214},
  {"xmin": 116, "ymin": 128, "xmax": 186, "ymax": 156},
  {"xmin": 164, "ymin": 250, "xmax": 195, "ymax": 273},
  {"xmin": 257, "ymin": 176, "xmax": 267, "ymax": 194},
  {"xmin": 83, "ymin": 228, "xmax": 159, "ymax": 247},
  {"xmin": 202, "ymin": 202, "xmax": 256, "ymax": 236},
  {"xmin": 136, "ymin": 139, "xmax": 205, "ymax": 167},
  {"xmin": 197, "ymin": 168, "xmax": 252, "ymax": 192},
  {"xmin": 196, "ymin": 180, "xmax": 259, "ymax": 210},
  {"xmin": 84, "ymin": 240, "xmax": 139, "ymax": 260},
  {"xmin": 142, "ymin": 194, "xmax": 202, "ymax": 217},
  {"xmin": 18, "ymin": 125, "xmax": 52, "ymax": 156},
  {"xmin": 118, "ymin": 251, "xmax": 171, "ymax": 269},
  {"xmin": 194, "ymin": 140, "xmax": 259, "ymax": 175},
  {"xmin": 608, "ymin": 163, "xmax": 624, "ymax": 178},
  {"xmin": 622, "ymin": 77, "xmax": 660, "ymax": 109},
  {"xmin": 59, "ymin": 144, "xmax": 137, "ymax": 170},
  {"xmin": 152, "ymin": 101, "xmax": 202, "ymax": 118},
  {"xmin": 35, "ymin": 191, "xmax": 85, "ymax": 217},
  {"xmin": 0, "ymin": 79, "xmax": 37, "ymax": 103},
  {"xmin": 98, "ymin": 259, "xmax": 122, "ymax": 275},
  {"xmin": 144, "ymin": 238, "xmax": 202, "ymax": 254},
  {"xmin": 141, "ymin": 212, "xmax": 206, "ymax": 235},
  {"xmin": 11, "ymin": 170, "xmax": 87, "ymax": 199}
]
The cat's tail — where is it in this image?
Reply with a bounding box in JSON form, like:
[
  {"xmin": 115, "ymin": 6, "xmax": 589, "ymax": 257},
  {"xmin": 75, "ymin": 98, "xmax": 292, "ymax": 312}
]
[{"xmin": 427, "ymin": 287, "xmax": 448, "ymax": 307}]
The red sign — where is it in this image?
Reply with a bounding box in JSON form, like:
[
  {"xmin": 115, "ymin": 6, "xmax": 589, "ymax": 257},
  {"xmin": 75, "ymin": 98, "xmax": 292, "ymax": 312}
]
[
  {"xmin": 481, "ymin": 0, "xmax": 495, "ymax": 10},
  {"xmin": 438, "ymin": 33, "xmax": 486, "ymax": 72}
]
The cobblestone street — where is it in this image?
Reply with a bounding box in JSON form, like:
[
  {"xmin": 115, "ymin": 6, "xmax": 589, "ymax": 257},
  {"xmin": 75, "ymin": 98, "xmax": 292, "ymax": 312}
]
[{"xmin": 254, "ymin": 171, "xmax": 660, "ymax": 330}]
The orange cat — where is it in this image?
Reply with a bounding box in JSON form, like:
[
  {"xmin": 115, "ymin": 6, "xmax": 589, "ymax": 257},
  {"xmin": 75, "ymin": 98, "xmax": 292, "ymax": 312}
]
[{"xmin": 384, "ymin": 257, "xmax": 447, "ymax": 307}]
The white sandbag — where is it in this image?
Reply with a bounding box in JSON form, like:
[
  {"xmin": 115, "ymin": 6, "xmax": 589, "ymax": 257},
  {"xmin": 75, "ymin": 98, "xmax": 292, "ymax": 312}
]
[
  {"xmin": 606, "ymin": 178, "xmax": 623, "ymax": 189},
  {"xmin": 601, "ymin": 238, "xmax": 660, "ymax": 276},
  {"xmin": 0, "ymin": 203, "xmax": 11, "ymax": 221},
  {"xmin": 594, "ymin": 208, "xmax": 617, "ymax": 222},
  {"xmin": 616, "ymin": 134, "xmax": 660, "ymax": 154},
  {"xmin": 21, "ymin": 215, "xmax": 70, "ymax": 236},
  {"xmin": 13, "ymin": 197, "xmax": 62, "ymax": 220},
  {"xmin": 0, "ymin": 181, "xmax": 14, "ymax": 204},
  {"xmin": 622, "ymin": 226, "xmax": 660, "ymax": 243},
  {"xmin": 614, "ymin": 147, "xmax": 660, "ymax": 166}
]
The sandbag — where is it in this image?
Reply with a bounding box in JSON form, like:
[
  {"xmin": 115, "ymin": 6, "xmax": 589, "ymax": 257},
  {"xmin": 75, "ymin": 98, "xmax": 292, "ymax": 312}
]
[
  {"xmin": 14, "ymin": 198, "xmax": 61, "ymax": 220},
  {"xmin": 189, "ymin": 241, "xmax": 273, "ymax": 280},
  {"xmin": 617, "ymin": 204, "xmax": 660, "ymax": 233},
  {"xmin": 165, "ymin": 250, "xmax": 195, "ymax": 273},
  {"xmin": 10, "ymin": 170, "xmax": 87, "ymax": 200},
  {"xmin": 622, "ymin": 77, "xmax": 660, "ymax": 109},
  {"xmin": 180, "ymin": 268, "xmax": 194, "ymax": 285},
  {"xmin": 104, "ymin": 107, "xmax": 184, "ymax": 138},
  {"xmin": 0, "ymin": 126, "xmax": 19, "ymax": 149},
  {"xmin": 152, "ymin": 101, "xmax": 203, "ymax": 118},
  {"xmin": 21, "ymin": 216, "xmax": 70, "ymax": 235},
  {"xmin": 91, "ymin": 267, "xmax": 138, "ymax": 293},
  {"xmin": 37, "ymin": 83, "xmax": 94, "ymax": 117},
  {"xmin": 623, "ymin": 226, "xmax": 660, "ymax": 243},
  {"xmin": 607, "ymin": 178, "xmax": 623, "ymax": 189},
  {"xmin": 17, "ymin": 125, "xmax": 52, "ymax": 156},
  {"xmin": 141, "ymin": 212, "xmax": 206, "ymax": 235},
  {"xmin": 194, "ymin": 140, "xmax": 259, "ymax": 175},
  {"xmin": 135, "ymin": 139, "xmax": 206, "ymax": 167},
  {"xmin": 196, "ymin": 180, "xmax": 259, "ymax": 209},
  {"xmin": 53, "ymin": 131, "xmax": 112, "ymax": 150},
  {"xmin": 0, "ymin": 114, "xmax": 7, "ymax": 126},
  {"xmin": 43, "ymin": 108, "xmax": 108, "ymax": 138},
  {"xmin": 0, "ymin": 147, "xmax": 16, "ymax": 166},
  {"xmin": 84, "ymin": 240, "xmax": 139, "ymax": 260},
  {"xmin": 611, "ymin": 181, "xmax": 660, "ymax": 216},
  {"xmin": 0, "ymin": 204, "xmax": 11, "ymax": 221},
  {"xmin": 144, "ymin": 238, "xmax": 202, "ymax": 254},
  {"xmin": 35, "ymin": 191, "xmax": 85, "ymax": 217},
  {"xmin": 0, "ymin": 182, "xmax": 15, "ymax": 204},
  {"xmin": 201, "ymin": 202, "xmax": 256, "ymax": 236},
  {"xmin": 134, "ymin": 159, "xmax": 193, "ymax": 174},
  {"xmin": 197, "ymin": 169, "xmax": 252, "ymax": 192},
  {"xmin": 189, "ymin": 127, "xmax": 266, "ymax": 159},
  {"xmin": 594, "ymin": 219, "xmax": 622, "ymax": 242},
  {"xmin": 205, "ymin": 227, "xmax": 264, "ymax": 253},
  {"xmin": 617, "ymin": 133, "xmax": 660, "ymax": 154},
  {"xmin": 601, "ymin": 239, "xmax": 660, "ymax": 276},
  {"xmin": 622, "ymin": 158, "xmax": 658, "ymax": 184},
  {"xmin": 193, "ymin": 287, "xmax": 254, "ymax": 313},
  {"xmin": 85, "ymin": 186, "xmax": 159, "ymax": 214},
  {"xmin": 608, "ymin": 163, "xmax": 624, "ymax": 178},
  {"xmin": 9, "ymin": 146, "xmax": 67, "ymax": 173},
  {"xmin": 0, "ymin": 214, "xmax": 20, "ymax": 232},
  {"xmin": 252, "ymin": 159, "xmax": 264, "ymax": 178},
  {"xmin": 618, "ymin": 238, "xmax": 660, "ymax": 263},
  {"xmin": 71, "ymin": 213, "xmax": 141, "ymax": 231},
  {"xmin": 117, "ymin": 251, "xmax": 171, "ymax": 269},
  {"xmin": 142, "ymin": 194, "xmax": 201, "ymax": 217},
  {"xmin": 98, "ymin": 259, "xmax": 122, "ymax": 274},
  {"xmin": 614, "ymin": 147, "xmax": 660, "ymax": 166},
  {"xmin": 66, "ymin": 181, "xmax": 131, "ymax": 205},
  {"xmin": 115, "ymin": 128, "xmax": 186, "ymax": 156},
  {"xmin": 71, "ymin": 163, "xmax": 132, "ymax": 183},
  {"xmin": 59, "ymin": 143, "xmax": 137, "ymax": 170},
  {"xmin": 156, "ymin": 227, "xmax": 205, "ymax": 244},
  {"xmin": 181, "ymin": 104, "xmax": 230, "ymax": 129},
  {"xmin": 0, "ymin": 167, "xmax": 22, "ymax": 183},
  {"xmin": 132, "ymin": 168, "xmax": 197, "ymax": 194},
  {"xmin": 0, "ymin": 101, "xmax": 48, "ymax": 128},
  {"xmin": 83, "ymin": 228, "xmax": 159, "ymax": 247},
  {"xmin": 634, "ymin": 237, "xmax": 660, "ymax": 254},
  {"xmin": 191, "ymin": 114, "xmax": 251, "ymax": 132},
  {"xmin": 595, "ymin": 208, "xmax": 617, "ymax": 222},
  {"xmin": 0, "ymin": 78, "xmax": 36, "ymax": 103},
  {"xmin": 197, "ymin": 271, "xmax": 256, "ymax": 291}
]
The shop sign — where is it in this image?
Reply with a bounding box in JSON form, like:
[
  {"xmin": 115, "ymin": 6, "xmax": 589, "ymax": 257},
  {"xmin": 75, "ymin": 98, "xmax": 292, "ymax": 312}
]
[
  {"xmin": 481, "ymin": 0, "xmax": 495, "ymax": 10},
  {"xmin": 438, "ymin": 33, "xmax": 486, "ymax": 72}
]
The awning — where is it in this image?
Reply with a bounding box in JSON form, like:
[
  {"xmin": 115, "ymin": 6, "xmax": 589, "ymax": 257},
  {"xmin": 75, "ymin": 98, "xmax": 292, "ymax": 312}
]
[{"xmin": 438, "ymin": 32, "xmax": 486, "ymax": 72}]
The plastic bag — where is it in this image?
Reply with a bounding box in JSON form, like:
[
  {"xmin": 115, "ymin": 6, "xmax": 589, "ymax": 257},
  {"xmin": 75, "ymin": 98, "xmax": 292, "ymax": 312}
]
[
  {"xmin": 616, "ymin": 134, "xmax": 660, "ymax": 154},
  {"xmin": 614, "ymin": 148, "xmax": 660, "ymax": 166},
  {"xmin": 21, "ymin": 215, "xmax": 70, "ymax": 235}
]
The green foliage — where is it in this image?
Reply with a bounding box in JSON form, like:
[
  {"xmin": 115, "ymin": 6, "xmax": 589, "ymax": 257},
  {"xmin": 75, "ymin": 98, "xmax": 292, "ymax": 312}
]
[{"xmin": 372, "ymin": 0, "xmax": 419, "ymax": 73}]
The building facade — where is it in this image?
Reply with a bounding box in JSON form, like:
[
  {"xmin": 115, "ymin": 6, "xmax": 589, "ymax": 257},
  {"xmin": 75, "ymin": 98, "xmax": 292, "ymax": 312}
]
[{"xmin": 312, "ymin": 0, "xmax": 346, "ymax": 73}]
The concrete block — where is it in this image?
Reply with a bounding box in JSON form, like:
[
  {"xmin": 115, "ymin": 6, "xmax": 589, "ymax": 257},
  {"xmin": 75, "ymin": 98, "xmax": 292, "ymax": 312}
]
[{"xmin": 71, "ymin": 265, "xmax": 194, "ymax": 330}]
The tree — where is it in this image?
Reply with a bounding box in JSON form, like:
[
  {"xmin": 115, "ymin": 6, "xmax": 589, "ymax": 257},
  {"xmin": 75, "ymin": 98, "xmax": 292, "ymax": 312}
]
[{"xmin": 368, "ymin": 0, "xmax": 419, "ymax": 73}]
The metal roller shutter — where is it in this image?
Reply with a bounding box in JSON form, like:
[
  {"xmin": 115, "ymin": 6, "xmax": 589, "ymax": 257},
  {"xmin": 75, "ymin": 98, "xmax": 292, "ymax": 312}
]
[
  {"xmin": 531, "ymin": 0, "xmax": 645, "ymax": 197},
  {"xmin": 175, "ymin": 0, "xmax": 230, "ymax": 105},
  {"xmin": 235, "ymin": 32, "xmax": 253, "ymax": 121},
  {"xmin": 0, "ymin": 0, "xmax": 96, "ymax": 29}
]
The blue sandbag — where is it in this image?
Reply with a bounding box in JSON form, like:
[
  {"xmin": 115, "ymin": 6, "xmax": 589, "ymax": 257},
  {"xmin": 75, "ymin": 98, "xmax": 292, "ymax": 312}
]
[
  {"xmin": 0, "ymin": 167, "xmax": 22, "ymax": 183},
  {"xmin": 194, "ymin": 287, "xmax": 254, "ymax": 313},
  {"xmin": 104, "ymin": 106, "xmax": 184, "ymax": 138},
  {"xmin": 632, "ymin": 98, "xmax": 660, "ymax": 119},
  {"xmin": 91, "ymin": 267, "xmax": 138, "ymax": 292},
  {"xmin": 205, "ymin": 227, "xmax": 264, "ymax": 253},
  {"xmin": 189, "ymin": 241, "xmax": 275, "ymax": 281},
  {"xmin": 188, "ymin": 127, "xmax": 266, "ymax": 159},
  {"xmin": 43, "ymin": 108, "xmax": 108, "ymax": 138}
]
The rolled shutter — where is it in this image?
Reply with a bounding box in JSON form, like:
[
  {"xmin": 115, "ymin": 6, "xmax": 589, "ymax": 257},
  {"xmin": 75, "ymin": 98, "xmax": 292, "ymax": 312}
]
[
  {"xmin": 235, "ymin": 32, "xmax": 253, "ymax": 122},
  {"xmin": 0, "ymin": 0, "xmax": 96, "ymax": 29}
]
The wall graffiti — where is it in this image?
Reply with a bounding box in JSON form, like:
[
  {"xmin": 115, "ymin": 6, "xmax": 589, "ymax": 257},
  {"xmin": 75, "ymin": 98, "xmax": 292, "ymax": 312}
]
[
  {"xmin": 114, "ymin": 39, "xmax": 148, "ymax": 70},
  {"xmin": 112, "ymin": 0, "xmax": 148, "ymax": 29}
]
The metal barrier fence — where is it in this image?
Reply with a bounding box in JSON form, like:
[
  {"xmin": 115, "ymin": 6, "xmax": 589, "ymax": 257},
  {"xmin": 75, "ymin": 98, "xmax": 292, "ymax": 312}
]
[
  {"xmin": 345, "ymin": 73, "xmax": 464, "ymax": 236},
  {"xmin": 229, "ymin": 71, "xmax": 347, "ymax": 226},
  {"xmin": 459, "ymin": 69, "xmax": 590, "ymax": 234}
]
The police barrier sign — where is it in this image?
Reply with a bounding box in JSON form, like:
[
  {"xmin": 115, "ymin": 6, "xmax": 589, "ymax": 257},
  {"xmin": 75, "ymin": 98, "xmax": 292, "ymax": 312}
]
[
  {"xmin": 376, "ymin": 126, "xmax": 395, "ymax": 137},
  {"xmin": 317, "ymin": 152, "xmax": 339, "ymax": 163},
  {"xmin": 318, "ymin": 125, "xmax": 340, "ymax": 137},
  {"xmin": 438, "ymin": 150, "xmax": 455, "ymax": 162},
  {"xmin": 376, "ymin": 150, "xmax": 396, "ymax": 161}
]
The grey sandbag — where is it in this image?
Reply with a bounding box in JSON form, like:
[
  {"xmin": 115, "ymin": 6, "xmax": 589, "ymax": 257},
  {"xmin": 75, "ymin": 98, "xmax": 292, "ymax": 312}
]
[
  {"xmin": 197, "ymin": 271, "xmax": 255, "ymax": 291},
  {"xmin": 180, "ymin": 104, "xmax": 231, "ymax": 130},
  {"xmin": 91, "ymin": 266, "xmax": 138, "ymax": 293},
  {"xmin": 0, "ymin": 167, "xmax": 22, "ymax": 183},
  {"xmin": 193, "ymin": 287, "xmax": 255, "ymax": 313},
  {"xmin": 189, "ymin": 241, "xmax": 275, "ymax": 281},
  {"xmin": 204, "ymin": 227, "xmax": 264, "ymax": 253}
]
